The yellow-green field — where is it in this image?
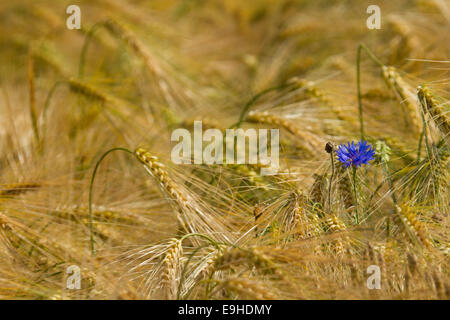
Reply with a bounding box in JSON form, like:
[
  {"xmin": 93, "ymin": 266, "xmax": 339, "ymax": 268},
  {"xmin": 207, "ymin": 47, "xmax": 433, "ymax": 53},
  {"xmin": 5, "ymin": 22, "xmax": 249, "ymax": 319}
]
[{"xmin": 0, "ymin": 0, "xmax": 448, "ymax": 299}]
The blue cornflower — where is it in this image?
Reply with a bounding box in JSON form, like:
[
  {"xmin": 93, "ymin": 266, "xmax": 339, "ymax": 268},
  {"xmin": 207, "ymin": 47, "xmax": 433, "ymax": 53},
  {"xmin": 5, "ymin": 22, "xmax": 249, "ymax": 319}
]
[{"xmin": 336, "ymin": 140, "xmax": 375, "ymax": 168}]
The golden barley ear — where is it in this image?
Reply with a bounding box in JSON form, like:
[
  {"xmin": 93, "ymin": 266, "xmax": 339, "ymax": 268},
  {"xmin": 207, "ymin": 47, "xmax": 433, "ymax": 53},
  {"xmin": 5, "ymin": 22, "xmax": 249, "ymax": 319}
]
[
  {"xmin": 382, "ymin": 66, "xmax": 422, "ymax": 134},
  {"xmin": 0, "ymin": 212, "xmax": 72, "ymax": 270},
  {"xmin": 161, "ymin": 239, "xmax": 183, "ymax": 300},
  {"xmin": 135, "ymin": 148, "xmax": 191, "ymax": 231},
  {"xmin": 324, "ymin": 214, "xmax": 348, "ymax": 256},
  {"xmin": 218, "ymin": 278, "xmax": 277, "ymax": 300},
  {"xmin": 0, "ymin": 183, "xmax": 40, "ymax": 197},
  {"xmin": 104, "ymin": 18, "xmax": 161, "ymax": 77},
  {"xmin": 396, "ymin": 204, "xmax": 432, "ymax": 249},
  {"xmin": 214, "ymin": 247, "xmax": 281, "ymax": 277},
  {"xmin": 246, "ymin": 111, "xmax": 323, "ymax": 155},
  {"xmin": 134, "ymin": 147, "xmax": 235, "ymax": 243},
  {"xmin": 387, "ymin": 15, "xmax": 421, "ymax": 66},
  {"xmin": 417, "ymin": 86, "xmax": 450, "ymax": 137}
]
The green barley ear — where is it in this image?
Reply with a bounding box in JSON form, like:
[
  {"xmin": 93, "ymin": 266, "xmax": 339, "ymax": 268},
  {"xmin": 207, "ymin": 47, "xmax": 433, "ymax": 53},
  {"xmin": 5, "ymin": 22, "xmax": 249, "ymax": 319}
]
[
  {"xmin": 374, "ymin": 141, "xmax": 391, "ymax": 164},
  {"xmin": 374, "ymin": 140, "xmax": 396, "ymax": 236}
]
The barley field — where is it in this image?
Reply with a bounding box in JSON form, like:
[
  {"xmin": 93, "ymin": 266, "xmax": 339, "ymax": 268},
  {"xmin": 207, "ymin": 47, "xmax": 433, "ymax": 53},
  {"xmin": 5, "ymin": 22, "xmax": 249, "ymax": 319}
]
[{"xmin": 0, "ymin": 0, "xmax": 449, "ymax": 300}]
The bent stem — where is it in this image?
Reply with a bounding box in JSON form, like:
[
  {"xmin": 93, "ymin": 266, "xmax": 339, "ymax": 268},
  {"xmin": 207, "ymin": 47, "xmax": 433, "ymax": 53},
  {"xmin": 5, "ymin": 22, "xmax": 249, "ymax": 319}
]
[
  {"xmin": 89, "ymin": 147, "xmax": 134, "ymax": 256},
  {"xmin": 79, "ymin": 22, "xmax": 107, "ymax": 78},
  {"xmin": 233, "ymin": 82, "xmax": 296, "ymax": 129}
]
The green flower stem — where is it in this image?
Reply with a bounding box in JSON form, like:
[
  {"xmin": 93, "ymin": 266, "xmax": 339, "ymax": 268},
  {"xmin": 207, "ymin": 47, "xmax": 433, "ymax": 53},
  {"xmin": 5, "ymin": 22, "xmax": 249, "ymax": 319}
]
[
  {"xmin": 328, "ymin": 151, "xmax": 335, "ymax": 212},
  {"xmin": 352, "ymin": 166, "xmax": 359, "ymax": 224}
]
